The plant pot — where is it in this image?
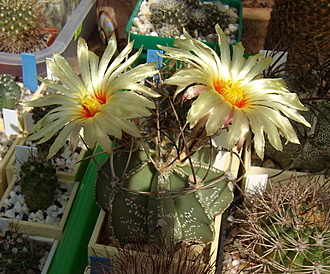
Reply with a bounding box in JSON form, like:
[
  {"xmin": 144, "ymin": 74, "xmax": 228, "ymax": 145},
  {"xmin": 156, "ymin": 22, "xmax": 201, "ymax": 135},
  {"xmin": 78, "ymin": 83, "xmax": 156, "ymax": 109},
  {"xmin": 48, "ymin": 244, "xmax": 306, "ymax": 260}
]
[
  {"xmin": 0, "ymin": 175, "xmax": 80, "ymax": 240},
  {"xmin": 88, "ymin": 210, "xmax": 223, "ymax": 272},
  {"xmin": 241, "ymin": 7, "xmax": 272, "ymax": 54},
  {"xmin": 0, "ymin": 134, "xmax": 23, "ymax": 199},
  {"xmin": 1, "ymin": 230, "xmax": 58, "ymax": 274},
  {"xmin": 125, "ymin": 0, "xmax": 243, "ymax": 54},
  {"xmin": 0, "ymin": 0, "xmax": 97, "ymax": 78},
  {"xmin": 88, "ymin": 132, "xmax": 242, "ymax": 272},
  {"xmin": 46, "ymin": 145, "xmax": 107, "ymax": 274},
  {"xmin": 241, "ymin": 137, "xmax": 327, "ymax": 193},
  {"xmin": 5, "ymin": 133, "xmax": 87, "ymax": 184},
  {"xmin": 31, "ymin": 236, "xmax": 59, "ymax": 274}
]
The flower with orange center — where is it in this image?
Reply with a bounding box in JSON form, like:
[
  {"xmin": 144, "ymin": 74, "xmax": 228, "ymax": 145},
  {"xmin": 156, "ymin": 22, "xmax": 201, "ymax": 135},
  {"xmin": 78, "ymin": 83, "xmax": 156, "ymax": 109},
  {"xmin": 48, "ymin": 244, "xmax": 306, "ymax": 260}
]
[
  {"xmin": 158, "ymin": 25, "xmax": 310, "ymax": 159},
  {"xmin": 25, "ymin": 36, "xmax": 159, "ymax": 159}
]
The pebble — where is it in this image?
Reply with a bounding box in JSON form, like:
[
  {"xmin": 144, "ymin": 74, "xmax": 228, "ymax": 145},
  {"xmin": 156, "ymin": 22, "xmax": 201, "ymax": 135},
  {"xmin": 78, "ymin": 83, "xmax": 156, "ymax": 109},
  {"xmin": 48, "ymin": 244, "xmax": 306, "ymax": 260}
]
[
  {"xmin": 5, "ymin": 209, "xmax": 16, "ymax": 219},
  {"xmin": 0, "ymin": 181, "xmax": 73, "ymax": 226},
  {"xmin": 228, "ymin": 23, "xmax": 239, "ymax": 33}
]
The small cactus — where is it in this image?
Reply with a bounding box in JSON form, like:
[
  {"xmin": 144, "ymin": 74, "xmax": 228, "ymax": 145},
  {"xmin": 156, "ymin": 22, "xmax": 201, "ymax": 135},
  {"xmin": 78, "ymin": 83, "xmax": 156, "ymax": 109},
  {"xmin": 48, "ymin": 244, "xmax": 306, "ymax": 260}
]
[
  {"xmin": 0, "ymin": 0, "xmax": 48, "ymax": 53},
  {"xmin": 20, "ymin": 159, "xmax": 58, "ymax": 211},
  {"xmin": 236, "ymin": 175, "xmax": 330, "ymax": 273},
  {"xmin": 149, "ymin": 0, "xmax": 190, "ymax": 31},
  {"xmin": 0, "ymin": 229, "xmax": 33, "ymax": 272},
  {"xmin": 0, "ymin": 74, "xmax": 21, "ymax": 110},
  {"xmin": 187, "ymin": 2, "xmax": 238, "ymax": 37}
]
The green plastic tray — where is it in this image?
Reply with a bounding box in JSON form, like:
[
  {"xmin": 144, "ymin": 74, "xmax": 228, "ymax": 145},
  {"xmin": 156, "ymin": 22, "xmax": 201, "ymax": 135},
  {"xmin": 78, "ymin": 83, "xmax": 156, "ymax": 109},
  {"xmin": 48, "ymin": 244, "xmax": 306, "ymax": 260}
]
[{"xmin": 125, "ymin": 0, "xmax": 243, "ymax": 52}]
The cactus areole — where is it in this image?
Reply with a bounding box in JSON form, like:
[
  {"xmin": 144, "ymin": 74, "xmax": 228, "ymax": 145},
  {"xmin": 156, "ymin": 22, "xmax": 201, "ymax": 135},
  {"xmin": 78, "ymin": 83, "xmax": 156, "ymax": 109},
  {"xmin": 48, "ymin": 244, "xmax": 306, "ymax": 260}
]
[{"xmin": 95, "ymin": 146, "xmax": 234, "ymax": 245}]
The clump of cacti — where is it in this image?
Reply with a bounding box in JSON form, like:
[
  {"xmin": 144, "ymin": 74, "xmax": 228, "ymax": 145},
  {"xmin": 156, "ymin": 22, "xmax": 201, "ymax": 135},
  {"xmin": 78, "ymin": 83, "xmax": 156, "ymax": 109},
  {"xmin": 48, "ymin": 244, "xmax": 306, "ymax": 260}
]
[
  {"xmin": 0, "ymin": 74, "xmax": 21, "ymax": 110},
  {"xmin": 95, "ymin": 81, "xmax": 234, "ymax": 247},
  {"xmin": 147, "ymin": 0, "xmax": 239, "ymax": 39},
  {"xmin": 20, "ymin": 159, "xmax": 58, "ymax": 210},
  {"xmin": 0, "ymin": 0, "xmax": 48, "ymax": 53},
  {"xmin": 0, "ymin": 229, "xmax": 33, "ymax": 272},
  {"xmin": 187, "ymin": 2, "xmax": 238, "ymax": 37},
  {"xmin": 235, "ymin": 175, "xmax": 330, "ymax": 273}
]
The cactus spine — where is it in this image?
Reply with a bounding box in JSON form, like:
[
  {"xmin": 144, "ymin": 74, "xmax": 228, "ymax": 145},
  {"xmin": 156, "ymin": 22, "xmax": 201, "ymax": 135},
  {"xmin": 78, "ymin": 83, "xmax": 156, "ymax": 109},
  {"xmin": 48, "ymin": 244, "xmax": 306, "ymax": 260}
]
[
  {"xmin": 0, "ymin": 74, "xmax": 21, "ymax": 110},
  {"xmin": 236, "ymin": 176, "xmax": 330, "ymax": 273},
  {"xmin": 0, "ymin": 229, "xmax": 33, "ymax": 272},
  {"xmin": 20, "ymin": 160, "xmax": 58, "ymax": 211},
  {"xmin": 0, "ymin": 0, "xmax": 48, "ymax": 53}
]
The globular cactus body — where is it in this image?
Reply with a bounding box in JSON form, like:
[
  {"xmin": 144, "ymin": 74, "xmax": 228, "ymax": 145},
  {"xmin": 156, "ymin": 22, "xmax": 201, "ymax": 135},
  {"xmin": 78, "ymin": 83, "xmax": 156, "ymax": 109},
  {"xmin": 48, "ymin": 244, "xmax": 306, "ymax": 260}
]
[
  {"xmin": 237, "ymin": 176, "xmax": 330, "ymax": 273},
  {"xmin": 0, "ymin": 230, "xmax": 33, "ymax": 272},
  {"xmin": 149, "ymin": 0, "xmax": 190, "ymax": 36},
  {"xmin": 0, "ymin": 0, "xmax": 47, "ymax": 53},
  {"xmin": 96, "ymin": 147, "xmax": 233, "ymax": 245},
  {"xmin": 0, "ymin": 74, "xmax": 21, "ymax": 110},
  {"xmin": 188, "ymin": 2, "xmax": 237, "ymax": 37},
  {"xmin": 20, "ymin": 160, "xmax": 58, "ymax": 210}
]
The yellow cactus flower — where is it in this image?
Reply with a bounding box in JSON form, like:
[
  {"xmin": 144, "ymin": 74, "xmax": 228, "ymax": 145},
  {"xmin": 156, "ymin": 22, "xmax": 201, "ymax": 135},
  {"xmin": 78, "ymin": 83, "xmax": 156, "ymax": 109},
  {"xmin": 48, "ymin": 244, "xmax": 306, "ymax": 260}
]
[
  {"xmin": 26, "ymin": 36, "xmax": 159, "ymax": 159},
  {"xmin": 158, "ymin": 25, "xmax": 310, "ymax": 159}
]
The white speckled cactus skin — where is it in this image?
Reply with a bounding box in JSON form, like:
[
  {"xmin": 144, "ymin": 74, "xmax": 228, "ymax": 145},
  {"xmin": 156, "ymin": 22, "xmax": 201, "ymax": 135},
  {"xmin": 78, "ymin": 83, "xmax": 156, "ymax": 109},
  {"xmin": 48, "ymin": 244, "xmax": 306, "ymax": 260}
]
[{"xmin": 95, "ymin": 146, "xmax": 233, "ymax": 245}]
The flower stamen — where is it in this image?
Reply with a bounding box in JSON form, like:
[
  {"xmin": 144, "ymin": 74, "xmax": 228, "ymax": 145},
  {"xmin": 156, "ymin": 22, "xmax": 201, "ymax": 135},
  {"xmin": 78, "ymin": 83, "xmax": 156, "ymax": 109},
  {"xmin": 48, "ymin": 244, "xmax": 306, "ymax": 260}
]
[
  {"xmin": 213, "ymin": 79, "xmax": 246, "ymax": 108},
  {"xmin": 82, "ymin": 96, "xmax": 102, "ymax": 117}
]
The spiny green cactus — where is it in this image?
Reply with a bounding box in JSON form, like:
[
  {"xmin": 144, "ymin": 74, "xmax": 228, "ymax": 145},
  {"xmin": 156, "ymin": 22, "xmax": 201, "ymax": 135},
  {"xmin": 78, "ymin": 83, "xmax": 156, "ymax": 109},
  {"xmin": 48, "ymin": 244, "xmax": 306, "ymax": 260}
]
[
  {"xmin": 20, "ymin": 159, "xmax": 58, "ymax": 211},
  {"xmin": 156, "ymin": 24, "xmax": 182, "ymax": 39},
  {"xmin": 96, "ymin": 146, "xmax": 233, "ymax": 245},
  {"xmin": 188, "ymin": 2, "xmax": 238, "ymax": 37},
  {"xmin": 148, "ymin": 0, "xmax": 239, "ymax": 39},
  {"xmin": 0, "ymin": 74, "xmax": 21, "ymax": 110},
  {"xmin": 237, "ymin": 176, "xmax": 330, "ymax": 273},
  {"xmin": 0, "ymin": 229, "xmax": 33, "ymax": 272},
  {"xmin": 149, "ymin": 0, "xmax": 190, "ymax": 33},
  {"xmin": 0, "ymin": 0, "xmax": 48, "ymax": 53}
]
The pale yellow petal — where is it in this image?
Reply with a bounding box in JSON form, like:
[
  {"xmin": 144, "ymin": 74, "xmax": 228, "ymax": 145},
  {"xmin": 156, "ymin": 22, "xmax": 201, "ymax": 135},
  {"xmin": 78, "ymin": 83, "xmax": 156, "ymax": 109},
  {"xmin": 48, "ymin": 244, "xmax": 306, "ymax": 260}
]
[
  {"xmin": 215, "ymin": 24, "xmax": 230, "ymax": 77},
  {"xmin": 205, "ymin": 101, "xmax": 232, "ymax": 135},
  {"xmin": 237, "ymin": 53, "xmax": 264, "ymax": 80},
  {"xmin": 226, "ymin": 107, "xmax": 249, "ymax": 149},
  {"xmin": 47, "ymin": 121, "xmax": 78, "ymax": 159},
  {"xmin": 188, "ymin": 89, "xmax": 222, "ymax": 128},
  {"xmin": 98, "ymin": 34, "xmax": 116, "ymax": 78},
  {"xmin": 77, "ymin": 37, "xmax": 92, "ymax": 89}
]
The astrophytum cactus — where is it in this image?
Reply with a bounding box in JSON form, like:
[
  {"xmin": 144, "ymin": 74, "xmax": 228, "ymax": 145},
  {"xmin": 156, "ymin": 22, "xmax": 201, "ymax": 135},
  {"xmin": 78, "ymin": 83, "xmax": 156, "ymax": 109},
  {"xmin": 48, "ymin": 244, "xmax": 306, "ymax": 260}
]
[{"xmin": 95, "ymin": 146, "xmax": 233, "ymax": 245}]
